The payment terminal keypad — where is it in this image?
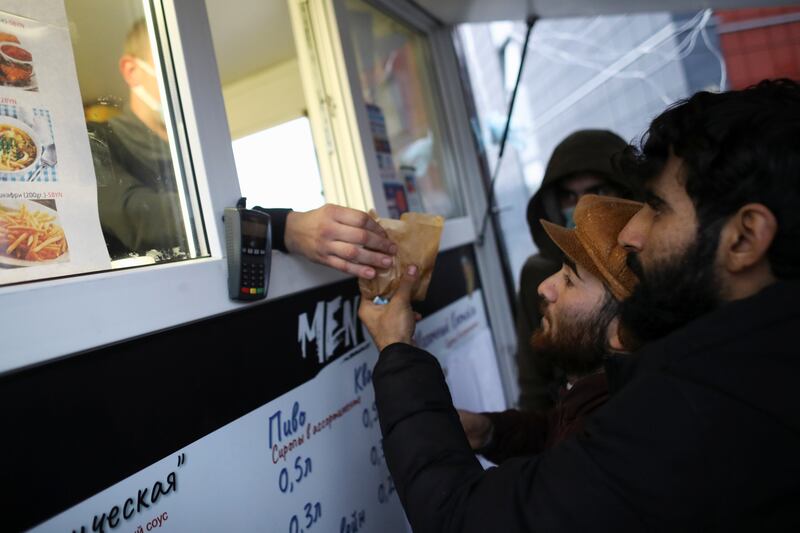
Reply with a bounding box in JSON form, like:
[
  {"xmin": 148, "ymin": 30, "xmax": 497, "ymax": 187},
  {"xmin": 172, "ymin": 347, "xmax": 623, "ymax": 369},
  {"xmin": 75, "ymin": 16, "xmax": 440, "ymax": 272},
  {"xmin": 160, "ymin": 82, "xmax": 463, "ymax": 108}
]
[
  {"xmin": 239, "ymin": 248, "xmax": 267, "ymax": 296},
  {"xmin": 225, "ymin": 203, "xmax": 271, "ymax": 301}
]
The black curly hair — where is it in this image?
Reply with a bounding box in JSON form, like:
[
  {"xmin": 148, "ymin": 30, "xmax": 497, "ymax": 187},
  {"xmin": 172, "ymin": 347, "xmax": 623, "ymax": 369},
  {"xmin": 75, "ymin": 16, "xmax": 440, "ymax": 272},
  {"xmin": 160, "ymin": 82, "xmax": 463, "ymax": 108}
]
[{"xmin": 619, "ymin": 78, "xmax": 800, "ymax": 279}]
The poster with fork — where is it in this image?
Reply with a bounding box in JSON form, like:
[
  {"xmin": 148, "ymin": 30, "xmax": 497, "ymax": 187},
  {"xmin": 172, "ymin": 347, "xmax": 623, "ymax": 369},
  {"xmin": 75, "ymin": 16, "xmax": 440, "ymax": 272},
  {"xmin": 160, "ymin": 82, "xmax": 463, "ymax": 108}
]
[{"xmin": 0, "ymin": 3, "xmax": 109, "ymax": 285}]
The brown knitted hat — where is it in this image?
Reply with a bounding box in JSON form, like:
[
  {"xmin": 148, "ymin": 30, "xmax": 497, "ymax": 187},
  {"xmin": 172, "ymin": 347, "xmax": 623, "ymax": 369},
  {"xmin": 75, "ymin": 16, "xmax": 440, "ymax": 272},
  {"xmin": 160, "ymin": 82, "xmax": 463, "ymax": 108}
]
[{"xmin": 540, "ymin": 195, "xmax": 643, "ymax": 301}]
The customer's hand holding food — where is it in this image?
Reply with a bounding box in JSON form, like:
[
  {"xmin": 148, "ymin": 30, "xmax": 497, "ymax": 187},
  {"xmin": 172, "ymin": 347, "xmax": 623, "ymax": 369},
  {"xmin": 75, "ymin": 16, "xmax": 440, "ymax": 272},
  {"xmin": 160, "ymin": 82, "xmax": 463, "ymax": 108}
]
[
  {"xmin": 285, "ymin": 204, "xmax": 397, "ymax": 279},
  {"xmin": 359, "ymin": 265, "xmax": 418, "ymax": 351}
]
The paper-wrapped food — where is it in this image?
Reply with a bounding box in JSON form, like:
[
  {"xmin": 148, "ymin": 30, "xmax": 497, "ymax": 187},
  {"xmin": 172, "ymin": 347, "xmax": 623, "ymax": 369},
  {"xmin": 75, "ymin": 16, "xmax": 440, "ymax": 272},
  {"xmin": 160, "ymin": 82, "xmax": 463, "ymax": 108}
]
[{"xmin": 359, "ymin": 211, "xmax": 444, "ymax": 302}]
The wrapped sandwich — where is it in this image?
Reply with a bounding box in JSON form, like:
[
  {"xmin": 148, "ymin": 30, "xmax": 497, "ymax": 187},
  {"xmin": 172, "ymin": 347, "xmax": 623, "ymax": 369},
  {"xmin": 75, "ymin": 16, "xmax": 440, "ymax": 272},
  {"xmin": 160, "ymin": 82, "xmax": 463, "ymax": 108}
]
[{"xmin": 359, "ymin": 211, "xmax": 444, "ymax": 302}]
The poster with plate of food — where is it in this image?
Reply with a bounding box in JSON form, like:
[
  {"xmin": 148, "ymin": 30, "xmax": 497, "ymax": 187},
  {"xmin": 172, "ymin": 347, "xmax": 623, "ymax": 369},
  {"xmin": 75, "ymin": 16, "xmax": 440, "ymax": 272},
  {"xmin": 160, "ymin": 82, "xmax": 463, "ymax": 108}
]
[
  {"xmin": 0, "ymin": 3, "xmax": 109, "ymax": 285},
  {"xmin": 0, "ymin": 198, "xmax": 68, "ymax": 267},
  {"xmin": 0, "ymin": 107, "xmax": 57, "ymax": 182},
  {"xmin": 0, "ymin": 29, "xmax": 36, "ymax": 91},
  {"xmin": 0, "ymin": 116, "xmax": 37, "ymax": 176}
]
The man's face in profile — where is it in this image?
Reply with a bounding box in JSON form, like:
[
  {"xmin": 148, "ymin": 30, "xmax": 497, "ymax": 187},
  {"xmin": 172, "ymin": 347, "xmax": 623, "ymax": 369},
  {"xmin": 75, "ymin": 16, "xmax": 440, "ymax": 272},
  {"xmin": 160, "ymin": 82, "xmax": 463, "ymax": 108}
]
[
  {"xmin": 534, "ymin": 262, "xmax": 615, "ymax": 377},
  {"xmin": 617, "ymin": 155, "xmax": 721, "ymax": 343},
  {"xmin": 120, "ymin": 45, "xmax": 166, "ymax": 136},
  {"xmin": 134, "ymin": 53, "xmax": 161, "ymax": 108},
  {"xmin": 618, "ymin": 156, "xmax": 699, "ymax": 270}
]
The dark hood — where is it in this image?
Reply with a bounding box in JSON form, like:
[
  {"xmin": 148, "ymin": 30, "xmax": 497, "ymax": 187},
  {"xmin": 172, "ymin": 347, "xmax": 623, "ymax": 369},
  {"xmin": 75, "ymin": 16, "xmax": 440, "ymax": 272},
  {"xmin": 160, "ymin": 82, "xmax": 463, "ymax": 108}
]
[{"xmin": 527, "ymin": 129, "xmax": 636, "ymax": 259}]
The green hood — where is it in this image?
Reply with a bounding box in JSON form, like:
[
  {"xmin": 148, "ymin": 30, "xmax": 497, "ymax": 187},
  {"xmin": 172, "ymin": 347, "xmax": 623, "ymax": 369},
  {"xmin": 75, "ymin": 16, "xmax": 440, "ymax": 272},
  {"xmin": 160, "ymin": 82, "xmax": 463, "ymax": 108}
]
[{"xmin": 526, "ymin": 129, "xmax": 638, "ymax": 260}]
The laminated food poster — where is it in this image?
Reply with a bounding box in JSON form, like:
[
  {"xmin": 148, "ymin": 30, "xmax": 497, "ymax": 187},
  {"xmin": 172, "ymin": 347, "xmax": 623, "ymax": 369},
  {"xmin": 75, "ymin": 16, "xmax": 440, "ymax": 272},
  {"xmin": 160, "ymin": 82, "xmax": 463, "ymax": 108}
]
[{"xmin": 0, "ymin": 1, "xmax": 109, "ymax": 285}]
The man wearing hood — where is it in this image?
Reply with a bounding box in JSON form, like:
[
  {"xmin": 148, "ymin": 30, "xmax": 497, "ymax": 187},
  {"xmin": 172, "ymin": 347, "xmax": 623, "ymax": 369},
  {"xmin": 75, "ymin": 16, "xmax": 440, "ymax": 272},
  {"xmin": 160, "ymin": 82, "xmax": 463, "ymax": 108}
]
[{"xmin": 518, "ymin": 129, "xmax": 638, "ymax": 412}]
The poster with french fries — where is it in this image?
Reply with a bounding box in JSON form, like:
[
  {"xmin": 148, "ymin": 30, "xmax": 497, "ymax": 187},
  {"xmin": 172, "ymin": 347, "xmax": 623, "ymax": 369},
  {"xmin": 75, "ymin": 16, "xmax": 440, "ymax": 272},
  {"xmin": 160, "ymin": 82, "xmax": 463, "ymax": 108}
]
[
  {"xmin": 0, "ymin": 3, "xmax": 109, "ymax": 284},
  {"xmin": 0, "ymin": 198, "xmax": 68, "ymax": 265}
]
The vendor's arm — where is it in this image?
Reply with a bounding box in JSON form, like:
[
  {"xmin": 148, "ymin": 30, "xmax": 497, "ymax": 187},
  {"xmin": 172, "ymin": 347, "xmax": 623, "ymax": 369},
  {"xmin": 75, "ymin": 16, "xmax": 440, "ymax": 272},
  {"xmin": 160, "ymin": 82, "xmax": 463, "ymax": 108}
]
[
  {"xmin": 254, "ymin": 207, "xmax": 292, "ymax": 254},
  {"xmin": 256, "ymin": 204, "xmax": 396, "ymax": 279}
]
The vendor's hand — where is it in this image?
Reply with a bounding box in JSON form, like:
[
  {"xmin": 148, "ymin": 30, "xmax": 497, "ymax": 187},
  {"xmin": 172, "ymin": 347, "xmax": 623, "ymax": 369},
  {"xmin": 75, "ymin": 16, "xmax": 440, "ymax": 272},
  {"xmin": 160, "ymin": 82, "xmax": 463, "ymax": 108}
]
[
  {"xmin": 285, "ymin": 204, "xmax": 397, "ymax": 279},
  {"xmin": 457, "ymin": 409, "xmax": 493, "ymax": 450},
  {"xmin": 358, "ymin": 265, "xmax": 418, "ymax": 351}
]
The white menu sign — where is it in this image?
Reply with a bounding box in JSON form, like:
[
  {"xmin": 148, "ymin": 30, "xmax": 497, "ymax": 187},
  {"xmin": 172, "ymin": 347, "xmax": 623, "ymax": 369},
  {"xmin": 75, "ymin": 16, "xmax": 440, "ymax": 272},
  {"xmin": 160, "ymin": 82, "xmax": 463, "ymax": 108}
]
[
  {"xmin": 31, "ymin": 343, "xmax": 411, "ymax": 533},
  {"xmin": 27, "ymin": 288, "xmax": 505, "ymax": 533}
]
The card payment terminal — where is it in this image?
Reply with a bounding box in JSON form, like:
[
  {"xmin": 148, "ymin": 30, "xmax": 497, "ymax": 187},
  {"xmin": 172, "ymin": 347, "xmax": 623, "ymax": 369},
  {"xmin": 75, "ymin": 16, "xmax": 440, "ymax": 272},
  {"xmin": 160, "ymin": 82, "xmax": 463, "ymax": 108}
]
[{"xmin": 224, "ymin": 198, "xmax": 272, "ymax": 301}]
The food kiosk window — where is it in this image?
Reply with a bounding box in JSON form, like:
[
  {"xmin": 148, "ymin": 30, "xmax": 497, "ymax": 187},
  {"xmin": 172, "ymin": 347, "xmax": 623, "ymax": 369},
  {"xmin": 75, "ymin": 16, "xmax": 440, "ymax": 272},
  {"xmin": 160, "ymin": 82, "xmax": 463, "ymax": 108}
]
[
  {"xmin": 67, "ymin": 0, "xmax": 206, "ymax": 266},
  {"xmin": 0, "ymin": 0, "xmax": 206, "ymax": 287},
  {"xmin": 342, "ymin": 0, "xmax": 466, "ymax": 219}
]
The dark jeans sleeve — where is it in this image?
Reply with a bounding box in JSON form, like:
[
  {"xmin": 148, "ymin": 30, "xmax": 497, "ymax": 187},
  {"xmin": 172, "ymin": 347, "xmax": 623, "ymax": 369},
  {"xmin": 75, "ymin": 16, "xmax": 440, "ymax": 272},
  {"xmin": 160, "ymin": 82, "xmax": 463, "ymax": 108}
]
[
  {"xmin": 479, "ymin": 409, "xmax": 548, "ymax": 464},
  {"xmin": 252, "ymin": 207, "xmax": 292, "ymax": 253}
]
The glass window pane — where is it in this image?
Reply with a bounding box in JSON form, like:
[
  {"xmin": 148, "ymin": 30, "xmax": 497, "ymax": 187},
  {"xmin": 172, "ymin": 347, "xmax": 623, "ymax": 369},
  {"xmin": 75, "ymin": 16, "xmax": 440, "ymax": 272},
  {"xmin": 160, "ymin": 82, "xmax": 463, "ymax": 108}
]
[
  {"xmin": 344, "ymin": 0, "xmax": 465, "ymax": 219},
  {"xmin": 232, "ymin": 117, "xmax": 325, "ymax": 212},
  {"xmin": 66, "ymin": 0, "xmax": 206, "ymax": 265},
  {"xmin": 460, "ymin": 7, "xmax": 798, "ymax": 288}
]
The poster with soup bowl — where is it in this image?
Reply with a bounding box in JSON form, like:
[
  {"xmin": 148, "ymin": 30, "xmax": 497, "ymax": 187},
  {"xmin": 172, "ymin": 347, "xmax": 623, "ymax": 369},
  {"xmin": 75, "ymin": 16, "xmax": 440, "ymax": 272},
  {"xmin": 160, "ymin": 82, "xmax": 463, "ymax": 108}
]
[{"xmin": 0, "ymin": 3, "xmax": 109, "ymax": 284}]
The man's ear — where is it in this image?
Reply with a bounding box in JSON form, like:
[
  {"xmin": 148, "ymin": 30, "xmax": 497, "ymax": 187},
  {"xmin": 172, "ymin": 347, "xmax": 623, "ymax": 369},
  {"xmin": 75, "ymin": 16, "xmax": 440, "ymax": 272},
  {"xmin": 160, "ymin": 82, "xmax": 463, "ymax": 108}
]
[
  {"xmin": 719, "ymin": 203, "xmax": 777, "ymax": 274},
  {"xmin": 119, "ymin": 55, "xmax": 139, "ymax": 88},
  {"xmin": 606, "ymin": 317, "xmax": 624, "ymax": 351}
]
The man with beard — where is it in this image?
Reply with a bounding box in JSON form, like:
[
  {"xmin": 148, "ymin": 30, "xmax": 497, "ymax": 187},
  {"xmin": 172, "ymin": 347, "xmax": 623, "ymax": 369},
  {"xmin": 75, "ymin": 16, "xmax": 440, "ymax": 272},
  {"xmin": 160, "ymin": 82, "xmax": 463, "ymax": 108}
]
[
  {"xmin": 359, "ymin": 79, "xmax": 800, "ymax": 532},
  {"xmin": 515, "ymin": 129, "xmax": 638, "ymax": 413},
  {"xmin": 457, "ymin": 194, "xmax": 641, "ymax": 459}
]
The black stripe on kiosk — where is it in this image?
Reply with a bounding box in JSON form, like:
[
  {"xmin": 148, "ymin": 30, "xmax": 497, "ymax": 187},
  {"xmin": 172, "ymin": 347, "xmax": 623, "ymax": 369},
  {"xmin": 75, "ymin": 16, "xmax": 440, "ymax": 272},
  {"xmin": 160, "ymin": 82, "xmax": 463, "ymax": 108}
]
[{"xmin": 0, "ymin": 245, "xmax": 482, "ymax": 531}]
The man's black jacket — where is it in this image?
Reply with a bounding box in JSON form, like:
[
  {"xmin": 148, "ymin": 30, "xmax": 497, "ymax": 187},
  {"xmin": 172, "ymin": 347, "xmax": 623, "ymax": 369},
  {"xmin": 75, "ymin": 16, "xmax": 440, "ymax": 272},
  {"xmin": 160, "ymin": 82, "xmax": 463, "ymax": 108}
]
[{"xmin": 373, "ymin": 281, "xmax": 800, "ymax": 532}]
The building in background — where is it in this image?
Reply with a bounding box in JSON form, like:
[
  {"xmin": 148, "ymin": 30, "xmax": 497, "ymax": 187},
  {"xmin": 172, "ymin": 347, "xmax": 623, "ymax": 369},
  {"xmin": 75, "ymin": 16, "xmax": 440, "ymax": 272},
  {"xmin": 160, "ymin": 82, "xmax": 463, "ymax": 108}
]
[{"xmin": 716, "ymin": 6, "xmax": 800, "ymax": 88}]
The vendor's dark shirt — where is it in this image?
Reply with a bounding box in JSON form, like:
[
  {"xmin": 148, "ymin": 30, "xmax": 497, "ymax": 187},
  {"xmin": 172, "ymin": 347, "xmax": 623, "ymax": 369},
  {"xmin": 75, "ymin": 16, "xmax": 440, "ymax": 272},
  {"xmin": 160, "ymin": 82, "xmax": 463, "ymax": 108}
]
[
  {"xmin": 88, "ymin": 110, "xmax": 187, "ymax": 259},
  {"xmin": 88, "ymin": 111, "xmax": 292, "ymax": 258}
]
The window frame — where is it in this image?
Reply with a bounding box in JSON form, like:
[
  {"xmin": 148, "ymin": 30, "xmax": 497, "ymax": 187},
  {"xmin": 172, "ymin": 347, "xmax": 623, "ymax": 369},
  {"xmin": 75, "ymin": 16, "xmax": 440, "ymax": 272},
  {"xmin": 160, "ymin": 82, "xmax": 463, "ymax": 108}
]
[
  {"xmin": 355, "ymin": 0, "xmax": 520, "ymax": 405},
  {"xmin": 0, "ymin": 0, "xmax": 349, "ymax": 375},
  {"xmin": 292, "ymin": 0, "xmax": 520, "ymax": 405},
  {"xmin": 0, "ymin": 0, "xmax": 518, "ymax": 410}
]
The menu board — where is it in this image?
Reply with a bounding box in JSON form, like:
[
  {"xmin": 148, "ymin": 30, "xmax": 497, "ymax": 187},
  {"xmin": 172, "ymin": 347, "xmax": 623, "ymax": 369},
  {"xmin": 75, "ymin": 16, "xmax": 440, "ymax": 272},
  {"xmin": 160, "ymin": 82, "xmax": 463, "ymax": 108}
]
[
  {"xmin": 0, "ymin": 1, "xmax": 109, "ymax": 285},
  {"xmin": 34, "ymin": 342, "xmax": 411, "ymax": 533},
  {"xmin": 12, "ymin": 247, "xmax": 506, "ymax": 533}
]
